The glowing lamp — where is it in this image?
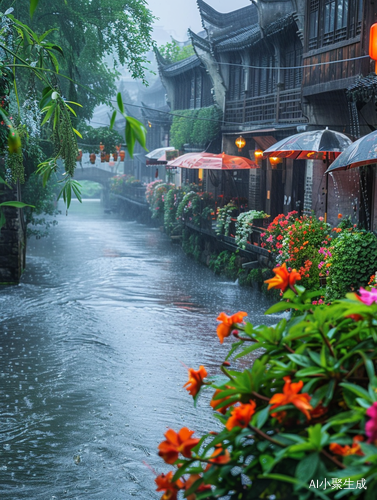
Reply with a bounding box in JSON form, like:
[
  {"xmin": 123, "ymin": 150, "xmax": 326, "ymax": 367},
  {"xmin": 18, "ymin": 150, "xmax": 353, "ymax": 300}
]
[
  {"xmin": 99, "ymin": 142, "xmax": 105, "ymax": 152},
  {"xmin": 370, "ymin": 23, "xmax": 377, "ymax": 73},
  {"xmin": 235, "ymin": 135, "xmax": 246, "ymax": 151},
  {"xmin": 269, "ymin": 156, "xmax": 282, "ymax": 167},
  {"xmin": 254, "ymin": 149, "xmax": 263, "ymax": 160}
]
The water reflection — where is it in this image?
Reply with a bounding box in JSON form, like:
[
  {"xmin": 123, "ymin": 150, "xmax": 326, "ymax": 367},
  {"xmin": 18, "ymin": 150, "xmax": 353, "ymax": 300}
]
[{"xmin": 0, "ymin": 200, "xmax": 273, "ymax": 499}]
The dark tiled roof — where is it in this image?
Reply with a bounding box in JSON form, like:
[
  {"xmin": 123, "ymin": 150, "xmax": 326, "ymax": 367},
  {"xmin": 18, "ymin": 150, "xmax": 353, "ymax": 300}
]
[
  {"xmin": 197, "ymin": 0, "xmax": 258, "ymax": 30},
  {"xmin": 216, "ymin": 25, "xmax": 261, "ymax": 53},
  {"xmin": 188, "ymin": 28, "xmax": 211, "ymax": 52},
  {"xmin": 159, "ymin": 55, "xmax": 201, "ymax": 76},
  {"xmin": 264, "ymin": 14, "xmax": 296, "ymax": 37},
  {"xmin": 154, "ymin": 47, "xmax": 202, "ymax": 77}
]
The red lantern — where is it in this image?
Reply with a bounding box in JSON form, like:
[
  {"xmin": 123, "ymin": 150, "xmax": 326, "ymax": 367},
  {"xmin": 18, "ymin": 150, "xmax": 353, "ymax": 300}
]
[
  {"xmin": 119, "ymin": 150, "xmax": 126, "ymax": 161},
  {"xmin": 370, "ymin": 24, "xmax": 377, "ymax": 73},
  {"xmin": 254, "ymin": 149, "xmax": 263, "ymax": 160}
]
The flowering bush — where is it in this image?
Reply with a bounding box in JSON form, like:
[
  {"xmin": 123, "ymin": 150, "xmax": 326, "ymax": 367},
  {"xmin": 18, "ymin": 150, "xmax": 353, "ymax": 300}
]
[
  {"xmin": 260, "ymin": 211, "xmax": 298, "ymax": 252},
  {"xmin": 235, "ymin": 210, "xmax": 269, "ymax": 249},
  {"xmin": 176, "ymin": 191, "xmax": 199, "ymax": 223},
  {"xmin": 146, "ymin": 181, "xmax": 174, "ymax": 220},
  {"xmin": 164, "ymin": 187, "xmax": 184, "ymax": 235},
  {"xmin": 109, "ymin": 174, "xmax": 127, "ymax": 194},
  {"xmin": 109, "ymin": 174, "xmax": 142, "ymax": 194},
  {"xmin": 155, "ymin": 266, "xmax": 377, "ymax": 500},
  {"xmin": 215, "ymin": 203, "xmax": 238, "ymax": 236},
  {"xmin": 261, "ymin": 213, "xmax": 331, "ymax": 290},
  {"xmin": 145, "ymin": 179, "xmax": 163, "ymax": 204}
]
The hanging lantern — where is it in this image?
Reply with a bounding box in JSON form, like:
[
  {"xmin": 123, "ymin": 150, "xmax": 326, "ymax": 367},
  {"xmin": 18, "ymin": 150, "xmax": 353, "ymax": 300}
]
[
  {"xmin": 370, "ymin": 24, "xmax": 377, "ymax": 73},
  {"xmin": 235, "ymin": 136, "xmax": 246, "ymax": 151},
  {"xmin": 99, "ymin": 142, "xmax": 105, "ymax": 152},
  {"xmin": 119, "ymin": 150, "xmax": 126, "ymax": 161},
  {"xmin": 269, "ymin": 156, "xmax": 282, "ymax": 167},
  {"xmin": 254, "ymin": 149, "xmax": 263, "ymax": 160}
]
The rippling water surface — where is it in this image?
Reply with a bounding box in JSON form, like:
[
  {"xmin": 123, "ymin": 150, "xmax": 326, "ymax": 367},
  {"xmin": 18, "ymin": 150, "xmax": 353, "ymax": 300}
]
[{"xmin": 0, "ymin": 200, "xmax": 274, "ymax": 499}]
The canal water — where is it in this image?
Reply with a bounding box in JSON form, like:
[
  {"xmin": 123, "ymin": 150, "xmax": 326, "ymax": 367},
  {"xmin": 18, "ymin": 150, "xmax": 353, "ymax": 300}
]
[{"xmin": 0, "ymin": 200, "xmax": 273, "ymax": 500}]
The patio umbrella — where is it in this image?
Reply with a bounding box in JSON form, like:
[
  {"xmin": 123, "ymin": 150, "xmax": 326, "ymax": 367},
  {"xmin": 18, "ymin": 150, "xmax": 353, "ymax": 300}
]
[
  {"xmin": 263, "ymin": 128, "xmax": 352, "ymax": 161},
  {"xmin": 326, "ymin": 130, "xmax": 377, "ymax": 172},
  {"xmin": 263, "ymin": 128, "xmax": 353, "ymax": 222},
  {"xmin": 167, "ymin": 152, "xmax": 258, "ymax": 170},
  {"xmin": 145, "ymin": 147, "xmax": 178, "ymax": 165}
]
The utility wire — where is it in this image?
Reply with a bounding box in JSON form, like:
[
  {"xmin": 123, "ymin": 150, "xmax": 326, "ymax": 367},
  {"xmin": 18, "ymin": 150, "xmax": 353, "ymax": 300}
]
[{"xmin": 215, "ymin": 55, "xmax": 369, "ymax": 71}]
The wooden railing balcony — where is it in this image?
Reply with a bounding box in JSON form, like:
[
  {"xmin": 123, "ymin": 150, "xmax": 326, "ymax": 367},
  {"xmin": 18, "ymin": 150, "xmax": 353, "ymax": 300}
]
[{"xmin": 224, "ymin": 88, "xmax": 305, "ymax": 129}]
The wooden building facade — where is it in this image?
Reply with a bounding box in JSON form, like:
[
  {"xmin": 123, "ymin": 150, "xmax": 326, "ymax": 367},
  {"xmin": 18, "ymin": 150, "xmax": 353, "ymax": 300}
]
[{"xmin": 154, "ymin": 0, "xmax": 377, "ymax": 229}]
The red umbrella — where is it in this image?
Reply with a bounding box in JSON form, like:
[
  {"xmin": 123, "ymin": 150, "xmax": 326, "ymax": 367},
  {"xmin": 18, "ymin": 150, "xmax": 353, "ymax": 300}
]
[{"xmin": 167, "ymin": 152, "xmax": 258, "ymax": 170}]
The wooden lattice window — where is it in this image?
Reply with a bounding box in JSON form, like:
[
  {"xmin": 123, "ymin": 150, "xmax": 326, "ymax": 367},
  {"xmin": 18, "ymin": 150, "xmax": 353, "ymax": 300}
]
[{"xmin": 307, "ymin": 0, "xmax": 362, "ymax": 50}]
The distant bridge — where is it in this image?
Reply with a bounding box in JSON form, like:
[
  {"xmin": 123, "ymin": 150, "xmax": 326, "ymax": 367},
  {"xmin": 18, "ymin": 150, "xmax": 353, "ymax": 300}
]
[{"xmin": 73, "ymin": 153, "xmax": 123, "ymax": 185}]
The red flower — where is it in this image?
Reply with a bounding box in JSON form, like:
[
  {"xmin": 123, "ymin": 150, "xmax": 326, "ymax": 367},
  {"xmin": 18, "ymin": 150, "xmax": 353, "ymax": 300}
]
[
  {"xmin": 226, "ymin": 401, "xmax": 256, "ymax": 430},
  {"xmin": 155, "ymin": 471, "xmax": 184, "ymax": 500},
  {"xmin": 216, "ymin": 311, "xmax": 247, "ymax": 343},
  {"xmin": 329, "ymin": 436, "xmax": 364, "ymax": 456},
  {"xmin": 264, "ymin": 263, "xmax": 301, "ymax": 292},
  {"xmin": 158, "ymin": 427, "xmax": 200, "ymax": 464},
  {"xmin": 183, "ymin": 366, "xmax": 207, "ymax": 397},
  {"xmin": 269, "ymin": 376, "xmax": 313, "ymax": 420}
]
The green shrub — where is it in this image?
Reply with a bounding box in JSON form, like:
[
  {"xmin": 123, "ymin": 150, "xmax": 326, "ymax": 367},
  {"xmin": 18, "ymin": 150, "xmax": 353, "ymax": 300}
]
[{"xmin": 327, "ymin": 230, "xmax": 377, "ymax": 301}]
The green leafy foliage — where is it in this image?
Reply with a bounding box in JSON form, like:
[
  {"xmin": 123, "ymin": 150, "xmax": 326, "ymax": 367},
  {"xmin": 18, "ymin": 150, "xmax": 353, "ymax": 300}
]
[
  {"xmin": 156, "ymin": 285, "xmax": 377, "ymax": 499},
  {"xmin": 158, "ymin": 39, "xmax": 195, "ymax": 64},
  {"xmin": 170, "ymin": 106, "xmax": 222, "ymax": 150},
  {"xmin": 326, "ymin": 230, "xmax": 377, "ymax": 301}
]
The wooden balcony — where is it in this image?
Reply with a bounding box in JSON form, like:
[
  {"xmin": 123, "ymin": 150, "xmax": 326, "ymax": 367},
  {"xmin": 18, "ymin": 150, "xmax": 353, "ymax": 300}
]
[{"xmin": 224, "ymin": 88, "xmax": 305, "ymax": 130}]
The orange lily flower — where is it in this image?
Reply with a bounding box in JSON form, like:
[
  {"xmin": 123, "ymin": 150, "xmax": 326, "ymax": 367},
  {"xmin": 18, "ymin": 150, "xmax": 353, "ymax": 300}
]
[
  {"xmin": 183, "ymin": 365, "xmax": 207, "ymax": 397},
  {"xmin": 264, "ymin": 263, "xmax": 301, "ymax": 292},
  {"xmin": 184, "ymin": 474, "xmax": 212, "ymax": 500},
  {"xmin": 155, "ymin": 471, "xmax": 184, "ymax": 500},
  {"xmin": 158, "ymin": 427, "xmax": 200, "ymax": 464},
  {"xmin": 269, "ymin": 376, "xmax": 313, "ymax": 420},
  {"xmin": 210, "ymin": 386, "xmax": 236, "ymax": 414},
  {"xmin": 216, "ymin": 311, "xmax": 247, "ymax": 343},
  {"xmin": 226, "ymin": 401, "xmax": 256, "ymax": 430},
  {"xmin": 329, "ymin": 435, "xmax": 364, "ymax": 457}
]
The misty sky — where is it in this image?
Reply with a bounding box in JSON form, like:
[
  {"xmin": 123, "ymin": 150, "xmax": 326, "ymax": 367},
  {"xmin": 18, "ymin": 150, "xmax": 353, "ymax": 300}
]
[{"xmin": 147, "ymin": 0, "xmax": 251, "ymax": 43}]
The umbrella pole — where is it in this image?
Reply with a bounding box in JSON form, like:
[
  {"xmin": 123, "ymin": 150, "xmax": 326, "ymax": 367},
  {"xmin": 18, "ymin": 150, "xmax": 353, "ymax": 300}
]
[{"xmin": 325, "ymin": 155, "xmax": 329, "ymax": 223}]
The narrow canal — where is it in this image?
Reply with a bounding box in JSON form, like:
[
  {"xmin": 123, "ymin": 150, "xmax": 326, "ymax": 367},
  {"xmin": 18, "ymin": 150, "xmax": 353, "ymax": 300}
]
[{"xmin": 0, "ymin": 200, "xmax": 273, "ymax": 500}]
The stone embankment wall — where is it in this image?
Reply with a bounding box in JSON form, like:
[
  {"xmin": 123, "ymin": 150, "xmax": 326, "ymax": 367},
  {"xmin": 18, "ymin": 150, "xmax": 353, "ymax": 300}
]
[{"xmin": 0, "ymin": 185, "xmax": 26, "ymax": 284}]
